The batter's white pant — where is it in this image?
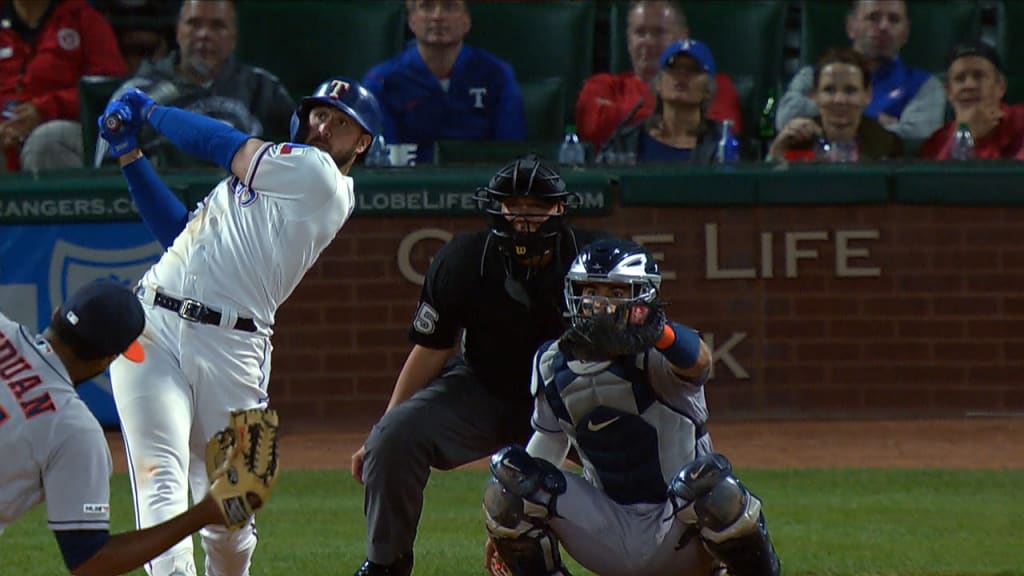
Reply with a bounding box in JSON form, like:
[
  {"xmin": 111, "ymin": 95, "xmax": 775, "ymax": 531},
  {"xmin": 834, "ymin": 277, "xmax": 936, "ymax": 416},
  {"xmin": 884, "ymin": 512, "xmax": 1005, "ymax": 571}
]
[
  {"xmin": 111, "ymin": 305, "xmax": 272, "ymax": 576},
  {"xmin": 551, "ymin": 470, "xmax": 715, "ymax": 576}
]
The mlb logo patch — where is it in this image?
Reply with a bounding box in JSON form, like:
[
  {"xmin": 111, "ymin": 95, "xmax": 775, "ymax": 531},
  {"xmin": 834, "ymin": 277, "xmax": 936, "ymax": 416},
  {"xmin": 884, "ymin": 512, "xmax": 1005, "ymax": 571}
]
[{"xmin": 83, "ymin": 503, "xmax": 109, "ymax": 514}]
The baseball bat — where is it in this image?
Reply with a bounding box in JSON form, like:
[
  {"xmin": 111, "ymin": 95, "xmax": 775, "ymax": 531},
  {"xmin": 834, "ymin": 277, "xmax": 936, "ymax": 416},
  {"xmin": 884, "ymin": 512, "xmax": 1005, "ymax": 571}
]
[{"xmin": 102, "ymin": 111, "xmax": 126, "ymax": 133}]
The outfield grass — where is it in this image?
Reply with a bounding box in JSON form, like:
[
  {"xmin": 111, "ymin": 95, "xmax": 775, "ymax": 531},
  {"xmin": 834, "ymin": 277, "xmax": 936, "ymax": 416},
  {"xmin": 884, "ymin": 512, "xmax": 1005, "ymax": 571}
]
[{"xmin": 2, "ymin": 468, "xmax": 1022, "ymax": 575}]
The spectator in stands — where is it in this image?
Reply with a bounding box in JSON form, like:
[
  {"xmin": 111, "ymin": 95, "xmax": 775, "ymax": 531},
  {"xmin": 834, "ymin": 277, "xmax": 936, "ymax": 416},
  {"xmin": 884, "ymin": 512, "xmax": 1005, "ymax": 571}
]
[
  {"xmin": 597, "ymin": 39, "xmax": 728, "ymax": 165},
  {"xmin": 0, "ymin": 0, "xmax": 127, "ymax": 172},
  {"xmin": 920, "ymin": 40, "xmax": 1024, "ymax": 160},
  {"xmin": 768, "ymin": 48, "xmax": 903, "ymax": 162},
  {"xmin": 97, "ymin": 0, "xmax": 295, "ymax": 169},
  {"xmin": 361, "ymin": 0, "xmax": 526, "ymax": 166},
  {"xmin": 777, "ymin": 0, "xmax": 943, "ymax": 144},
  {"xmin": 575, "ymin": 0, "xmax": 742, "ymax": 148}
]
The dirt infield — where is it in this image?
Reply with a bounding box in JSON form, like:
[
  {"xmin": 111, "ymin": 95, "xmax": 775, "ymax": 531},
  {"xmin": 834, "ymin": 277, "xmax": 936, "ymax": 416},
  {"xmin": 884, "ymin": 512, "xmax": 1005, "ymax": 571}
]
[{"xmin": 105, "ymin": 417, "xmax": 1024, "ymax": 473}]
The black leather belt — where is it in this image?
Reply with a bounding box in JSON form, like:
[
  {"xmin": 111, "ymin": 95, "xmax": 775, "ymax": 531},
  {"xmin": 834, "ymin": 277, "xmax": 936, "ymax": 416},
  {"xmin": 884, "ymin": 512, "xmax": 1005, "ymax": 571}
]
[{"xmin": 151, "ymin": 291, "xmax": 257, "ymax": 333}]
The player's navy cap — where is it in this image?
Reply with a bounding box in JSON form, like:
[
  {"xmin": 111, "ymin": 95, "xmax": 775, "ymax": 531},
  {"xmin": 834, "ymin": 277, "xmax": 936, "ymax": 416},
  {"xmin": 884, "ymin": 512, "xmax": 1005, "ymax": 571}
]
[
  {"xmin": 946, "ymin": 40, "xmax": 1003, "ymax": 74},
  {"xmin": 659, "ymin": 39, "xmax": 716, "ymax": 76},
  {"xmin": 61, "ymin": 280, "xmax": 145, "ymax": 363}
]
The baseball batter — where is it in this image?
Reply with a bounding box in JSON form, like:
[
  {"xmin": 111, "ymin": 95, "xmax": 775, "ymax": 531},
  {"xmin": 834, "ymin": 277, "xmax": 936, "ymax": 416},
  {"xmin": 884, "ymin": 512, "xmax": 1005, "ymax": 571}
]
[
  {"xmin": 98, "ymin": 77, "xmax": 381, "ymax": 576},
  {"xmin": 483, "ymin": 239, "xmax": 782, "ymax": 576},
  {"xmin": 0, "ymin": 280, "xmax": 275, "ymax": 576}
]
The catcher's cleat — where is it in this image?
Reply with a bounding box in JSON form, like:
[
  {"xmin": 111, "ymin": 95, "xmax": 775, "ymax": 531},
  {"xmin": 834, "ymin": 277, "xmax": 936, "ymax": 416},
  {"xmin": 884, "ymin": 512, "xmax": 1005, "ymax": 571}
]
[{"xmin": 353, "ymin": 553, "xmax": 413, "ymax": 576}]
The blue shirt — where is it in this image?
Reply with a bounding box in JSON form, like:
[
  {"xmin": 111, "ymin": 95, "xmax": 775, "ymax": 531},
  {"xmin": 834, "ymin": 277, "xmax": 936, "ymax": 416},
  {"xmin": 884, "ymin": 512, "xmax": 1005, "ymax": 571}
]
[
  {"xmin": 638, "ymin": 132, "xmax": 693, "ymax": 163},
  {"xmin": 865, "ymin": 57, "xmax": 930, "ymax": 120},
  {"xmin": 362, "ymin": 41, "xmax": 527, "ymax": 164}
]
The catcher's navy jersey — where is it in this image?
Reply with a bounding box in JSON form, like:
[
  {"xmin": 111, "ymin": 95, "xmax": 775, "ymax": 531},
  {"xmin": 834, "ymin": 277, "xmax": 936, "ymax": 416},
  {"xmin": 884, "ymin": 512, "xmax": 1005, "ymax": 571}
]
[
  {"xmin": 409, "ymin": 228, "xmax": 605, "ymax": 407},
  {"xmin": 362, "ymin": 42, "xmax": 527, "ymax": 163},
  {"xmin": 531, "ymin": 340, "xmax": 711, "ymax": 504},
  {"xmin": 0, "ymin": 313, "xmax": 112, "ymax": 537}
]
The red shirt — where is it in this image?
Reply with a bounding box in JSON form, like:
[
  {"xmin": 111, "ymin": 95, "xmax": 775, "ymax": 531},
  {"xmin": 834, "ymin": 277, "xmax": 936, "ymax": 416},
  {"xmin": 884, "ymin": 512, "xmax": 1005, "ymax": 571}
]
[
  {"xmin": 919, "ymin": 103, "xmax": 1024, "ymax": 160},
  {"xmin": 1, "ymin": 0, "xmax": 126, "ymax": 168},
  {"xmin": 574, "ymin": 70, "xmax": 743, "ymax": 146}
]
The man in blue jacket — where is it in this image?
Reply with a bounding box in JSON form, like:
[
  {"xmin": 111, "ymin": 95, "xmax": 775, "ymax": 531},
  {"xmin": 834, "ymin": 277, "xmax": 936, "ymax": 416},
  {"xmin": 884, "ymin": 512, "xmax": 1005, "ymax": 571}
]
[{"xmin": 362, "ymin": 0, "xmax": 527, "ymax": 165}]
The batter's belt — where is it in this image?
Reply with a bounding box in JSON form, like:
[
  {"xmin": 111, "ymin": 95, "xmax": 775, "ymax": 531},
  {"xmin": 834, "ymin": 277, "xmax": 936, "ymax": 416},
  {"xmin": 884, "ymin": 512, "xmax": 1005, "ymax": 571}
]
[{"xmin": 146, "ymin": 288, "xmax": 257, "ymax": 333}]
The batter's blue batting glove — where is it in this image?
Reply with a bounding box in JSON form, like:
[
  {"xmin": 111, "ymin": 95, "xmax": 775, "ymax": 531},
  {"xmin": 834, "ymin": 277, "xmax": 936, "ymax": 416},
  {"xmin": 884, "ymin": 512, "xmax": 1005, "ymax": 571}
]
[
  {"xmin": 98, "ymin": 101, "xmax": 141, "ymax": 157},
  {"xmin": 119, "ymin": 88, "xmax": 157, "ymax": 125}
]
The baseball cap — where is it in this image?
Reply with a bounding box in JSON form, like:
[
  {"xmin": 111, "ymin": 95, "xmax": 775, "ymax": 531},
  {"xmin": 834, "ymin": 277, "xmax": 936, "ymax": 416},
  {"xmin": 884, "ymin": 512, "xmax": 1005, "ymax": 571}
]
[
  {"xmin": 59, "ymin": 280, "xmax": 145, "ymax": 363},
  {"xmin": 659, "ymin": 39, "xmax": 716, "ymax": 76},
  {"xmin": 946, "ymin": 40, "xmax": 1003, "ymax": 74}
]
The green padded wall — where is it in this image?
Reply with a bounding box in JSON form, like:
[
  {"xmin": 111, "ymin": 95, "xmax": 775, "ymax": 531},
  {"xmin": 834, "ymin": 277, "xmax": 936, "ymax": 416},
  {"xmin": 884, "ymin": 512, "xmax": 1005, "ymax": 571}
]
[{"xmin": 235, "ymin": 1, "xmax": 406, "ymax": 99}]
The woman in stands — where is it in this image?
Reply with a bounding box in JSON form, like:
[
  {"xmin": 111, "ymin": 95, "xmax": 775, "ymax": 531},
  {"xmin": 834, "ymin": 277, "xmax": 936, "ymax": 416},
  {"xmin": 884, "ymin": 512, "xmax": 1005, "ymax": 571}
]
[
  {"xmin": 597, "ymin": 39, "xmax": 729, "ymax": 165},
  {"xmin": 768, "ymin": 47, "xmax": 904, "ymax": 162}
]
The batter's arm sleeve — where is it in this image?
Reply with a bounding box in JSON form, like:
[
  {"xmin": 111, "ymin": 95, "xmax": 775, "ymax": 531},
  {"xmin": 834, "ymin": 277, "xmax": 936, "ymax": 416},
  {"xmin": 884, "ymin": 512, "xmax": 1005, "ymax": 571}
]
[
  {"xmin": 146, "ymin": 105, "xmax": 256, "ymax": 173},
  {"xmin": 887, "ymin": 75, "xmax": 946, "ymax": 141},
  {"xmin": 776, "ymin": 66, "xmax": 817, "ymax": 131},
  {"xmin": 385, "ymin": 344, "xmax": 456, "ymax": 412},
  {"xmin": 120, "ymin": 153, "xmax": 188, "ymax": 248},
  {"xmin": 526, "ymin": 431, "xmax": 570, "ymax": 467},
  {"xmin": 495, "ymin": 64, "xmax": 528, "ymax": 141}
]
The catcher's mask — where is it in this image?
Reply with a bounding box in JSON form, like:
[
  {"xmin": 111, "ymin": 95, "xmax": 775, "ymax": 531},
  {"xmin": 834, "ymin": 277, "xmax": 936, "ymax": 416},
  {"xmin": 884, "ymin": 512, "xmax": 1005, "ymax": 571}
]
[
  {"xmin": 565, "ymin": 239, "xmax": 661, "ymax": 326},
  {"xmin": 473, "ymin": 154, "xmax": 581, "ymax": 264}
]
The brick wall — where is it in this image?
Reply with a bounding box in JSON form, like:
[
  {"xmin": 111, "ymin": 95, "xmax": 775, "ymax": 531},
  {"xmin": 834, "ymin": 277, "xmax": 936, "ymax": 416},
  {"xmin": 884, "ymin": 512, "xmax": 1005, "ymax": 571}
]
[{"xmin": 270, "ymin": 204, "xmax": 1024, "ymax": 422}]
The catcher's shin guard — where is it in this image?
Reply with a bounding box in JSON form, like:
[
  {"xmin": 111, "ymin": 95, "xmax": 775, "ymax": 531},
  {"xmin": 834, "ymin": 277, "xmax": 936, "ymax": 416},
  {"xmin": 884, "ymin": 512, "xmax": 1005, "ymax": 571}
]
[
  {"xmin": 483, "ymin": 445, "xmax": 572, "ymax": 576},
  {"xmin": 669, "ymin": 453, "xmax": 781, "ymax": 576}
]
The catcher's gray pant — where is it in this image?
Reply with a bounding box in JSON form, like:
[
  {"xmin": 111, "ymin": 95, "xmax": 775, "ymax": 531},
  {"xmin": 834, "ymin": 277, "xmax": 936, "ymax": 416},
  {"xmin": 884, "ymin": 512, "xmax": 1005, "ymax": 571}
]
[{"xmin": 362, "ymin": 367, "xmax": 531, "ymax": 565}]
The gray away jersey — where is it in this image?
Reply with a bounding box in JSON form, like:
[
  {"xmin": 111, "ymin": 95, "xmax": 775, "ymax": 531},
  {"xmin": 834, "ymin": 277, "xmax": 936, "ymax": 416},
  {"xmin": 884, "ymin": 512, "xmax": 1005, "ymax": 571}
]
[
  {"xmin": 531, "ymin": 341, "xmax": 711, "ymax": 504},
  {"xmin": 0, "ymin": 313, "xmax": 112, "ymax": 537}
]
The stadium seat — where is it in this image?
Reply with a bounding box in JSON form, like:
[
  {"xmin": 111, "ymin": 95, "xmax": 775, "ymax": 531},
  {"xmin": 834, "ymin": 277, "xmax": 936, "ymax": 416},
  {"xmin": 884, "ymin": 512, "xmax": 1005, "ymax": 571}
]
[
  {"xmin": 234, "ymin": 1, "xmax": 406, "ymax": 100},
  {"xmin": 800, "ymin": 0, "xmax": 981, "ymax": 75},
  {"xmin": 608, "ymin": 1, "xmax": 785, "ymax": 138},
  {"xmin": 995, "ymin": 1, "xmax": 1024, "ymax": 104},
  {"xmin": 78, "ymin": 75, "xmax": 126, "ymax": 167},
  {"xmin": 521, "ymin": 78, "xmax": 567, "ymax": 142},
  {"xmin": 463, "ymin": 1, "xmax": 595, "ymax": 123}
]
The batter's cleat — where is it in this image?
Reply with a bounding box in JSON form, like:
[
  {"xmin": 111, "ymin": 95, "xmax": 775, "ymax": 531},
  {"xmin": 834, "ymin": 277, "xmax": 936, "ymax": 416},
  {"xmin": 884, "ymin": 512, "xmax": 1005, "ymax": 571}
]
[{"xmin": 353, "ymin": 553, "xmax": 413, "ymax": 576}]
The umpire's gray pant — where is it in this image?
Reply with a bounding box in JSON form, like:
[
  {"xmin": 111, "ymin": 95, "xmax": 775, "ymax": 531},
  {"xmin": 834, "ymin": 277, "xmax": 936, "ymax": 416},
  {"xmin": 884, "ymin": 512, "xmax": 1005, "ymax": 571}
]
[{"xmin": 361, "ymin": 367, "xmax": 530, "ymax": 565}]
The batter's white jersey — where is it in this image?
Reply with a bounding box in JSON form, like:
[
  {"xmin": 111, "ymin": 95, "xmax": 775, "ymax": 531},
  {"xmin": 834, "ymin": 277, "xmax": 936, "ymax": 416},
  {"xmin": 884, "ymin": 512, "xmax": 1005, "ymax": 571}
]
[
  {"xmin": 0, "ymin": 313, "xmax": 112, "ymax": 537},
  {"xmin": 140, "ymin": 142, "xmax": 355, "ymax": 330}
]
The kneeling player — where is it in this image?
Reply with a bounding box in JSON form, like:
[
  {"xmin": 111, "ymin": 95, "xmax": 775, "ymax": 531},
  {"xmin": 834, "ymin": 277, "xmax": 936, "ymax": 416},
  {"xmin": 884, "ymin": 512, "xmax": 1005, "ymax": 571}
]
[{"xmin": 482, "ymin": 239, "xmax": 781, "ymax": 576}]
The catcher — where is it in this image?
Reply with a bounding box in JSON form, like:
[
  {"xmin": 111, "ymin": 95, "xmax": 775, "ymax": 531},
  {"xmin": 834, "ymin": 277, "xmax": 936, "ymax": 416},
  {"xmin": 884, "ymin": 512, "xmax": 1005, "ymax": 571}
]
[{"xmin": 482, "ymin": 239, "xmax": 781, "ymax": 576}]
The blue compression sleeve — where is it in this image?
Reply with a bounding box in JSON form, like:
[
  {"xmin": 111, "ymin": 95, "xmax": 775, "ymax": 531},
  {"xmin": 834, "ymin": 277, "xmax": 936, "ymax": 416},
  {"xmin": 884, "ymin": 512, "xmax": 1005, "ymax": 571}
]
[
  {"xmin": 55, "ymin": 529, "xmax": 110, "ymax": 572},
  {"xmin": 121, "ymin": 155, "xmax": 189, "ymax": 248},
  {"xmin": 147, "ymin": 106, "xmax": 251, "ymax": 172}
]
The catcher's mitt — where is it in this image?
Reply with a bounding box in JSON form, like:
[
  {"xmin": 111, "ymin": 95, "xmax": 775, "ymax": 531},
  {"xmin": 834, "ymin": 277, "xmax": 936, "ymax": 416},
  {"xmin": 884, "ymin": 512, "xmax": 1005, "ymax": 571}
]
[
  {"xmin": 205, "ymin": 407, "xmax": 280, "ymax": 530},
  {"xmin": 559, "ymin": 300, "xmax": 666, "ymax": 362}
]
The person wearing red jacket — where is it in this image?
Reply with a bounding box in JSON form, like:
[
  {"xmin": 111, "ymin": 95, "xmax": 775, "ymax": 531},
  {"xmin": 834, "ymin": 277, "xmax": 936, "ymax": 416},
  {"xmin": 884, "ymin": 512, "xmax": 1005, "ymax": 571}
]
[
  {"xmin": 575, "ymin": 0, "xmax": 742, "ymax": 148},
  {"xmin": 920, "ymin": 40, "xmax": 1024, "ymax": 161},
  {"xmin": 0, "ymin": 0, "xmax": 126, "ymax": 171}
]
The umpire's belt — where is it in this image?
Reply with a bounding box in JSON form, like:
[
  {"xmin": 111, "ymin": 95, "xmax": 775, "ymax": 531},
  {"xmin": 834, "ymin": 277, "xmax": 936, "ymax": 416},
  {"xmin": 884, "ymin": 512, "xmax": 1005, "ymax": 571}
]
[{"xmin": 143, "ymin": 288, "xmax": 257, "ymax": 333}]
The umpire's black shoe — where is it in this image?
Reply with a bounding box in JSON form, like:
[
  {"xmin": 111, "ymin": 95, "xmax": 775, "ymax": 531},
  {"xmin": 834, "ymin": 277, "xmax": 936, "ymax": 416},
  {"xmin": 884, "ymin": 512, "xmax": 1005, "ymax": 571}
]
[{"xmin": 353, "ymin": 553, "xmax": 413, "ymax": 576}]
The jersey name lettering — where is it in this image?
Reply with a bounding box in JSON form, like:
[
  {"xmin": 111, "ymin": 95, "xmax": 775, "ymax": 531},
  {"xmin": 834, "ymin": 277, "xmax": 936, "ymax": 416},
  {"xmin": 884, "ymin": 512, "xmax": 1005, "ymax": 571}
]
[{"xmin": 0, "ymin": 331, "xmax": 55, "ymax": 420}]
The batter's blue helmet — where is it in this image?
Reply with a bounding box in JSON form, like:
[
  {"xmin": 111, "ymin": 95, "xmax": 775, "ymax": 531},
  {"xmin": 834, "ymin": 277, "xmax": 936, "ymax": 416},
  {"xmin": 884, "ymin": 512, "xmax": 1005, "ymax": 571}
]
[{"xmin": 289, "ymin": 76, "xmax": 382, "ymax": 143}]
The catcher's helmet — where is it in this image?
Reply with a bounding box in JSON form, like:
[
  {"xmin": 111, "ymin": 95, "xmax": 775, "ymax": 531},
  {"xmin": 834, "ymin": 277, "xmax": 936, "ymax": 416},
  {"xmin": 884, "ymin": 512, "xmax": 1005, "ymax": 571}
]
[
  {"xmin": 473, "ymin": 154, "xmax": 581, "ymax": 262},
  {"xmin": 289, "ymin": 76, "xmax": 382, "ymax": 143},
  {"xmin": 565, "ymin": 239, "xmax": 661, "ymax": 325}
]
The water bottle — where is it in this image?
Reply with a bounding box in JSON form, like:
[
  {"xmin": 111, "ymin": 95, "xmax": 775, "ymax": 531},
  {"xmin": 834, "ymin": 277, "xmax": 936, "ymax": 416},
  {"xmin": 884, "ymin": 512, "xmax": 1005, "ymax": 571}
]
[
  {"xmin": 365, "ymin": 134, "xmax": 391, "ymax": 167},
  {"xmin": 950, "ymin": 122, "xmax": 975, "ymax": 160},
  {"xmin": 716, "ymin": 119, "xmax": 740, "ymax": 164},
  {"xmin": 758, "ymin": 89, "xmax": 777, "ymax": 158},
  {"xmin": 558, "ymin": 125, "xmax": 585, "ymax": 167}
]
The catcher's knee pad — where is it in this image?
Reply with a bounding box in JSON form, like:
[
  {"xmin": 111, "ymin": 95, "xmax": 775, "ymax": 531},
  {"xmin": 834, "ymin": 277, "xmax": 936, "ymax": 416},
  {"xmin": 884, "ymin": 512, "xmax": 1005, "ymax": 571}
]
[
  {"xmin": 483, "ymin": 445, "xmax": 569, "ymax": 576},
  {"xmin": 669, "ymin": 453, "xmax": 780, "ymax": 576}
]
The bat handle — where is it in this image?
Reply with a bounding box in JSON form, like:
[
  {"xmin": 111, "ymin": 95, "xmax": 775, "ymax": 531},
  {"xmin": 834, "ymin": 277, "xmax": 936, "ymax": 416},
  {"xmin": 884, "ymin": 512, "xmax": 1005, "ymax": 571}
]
[{"xmin": 103, "ymin": 111, "xmax": 125, "ymax": 133}]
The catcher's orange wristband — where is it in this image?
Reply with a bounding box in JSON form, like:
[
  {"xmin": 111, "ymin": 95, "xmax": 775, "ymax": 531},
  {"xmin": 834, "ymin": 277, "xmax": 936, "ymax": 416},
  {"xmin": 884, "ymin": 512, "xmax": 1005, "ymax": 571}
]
[{"xmin": 655, "ymin": 323, "xmax": 676, "ymax": 350}]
